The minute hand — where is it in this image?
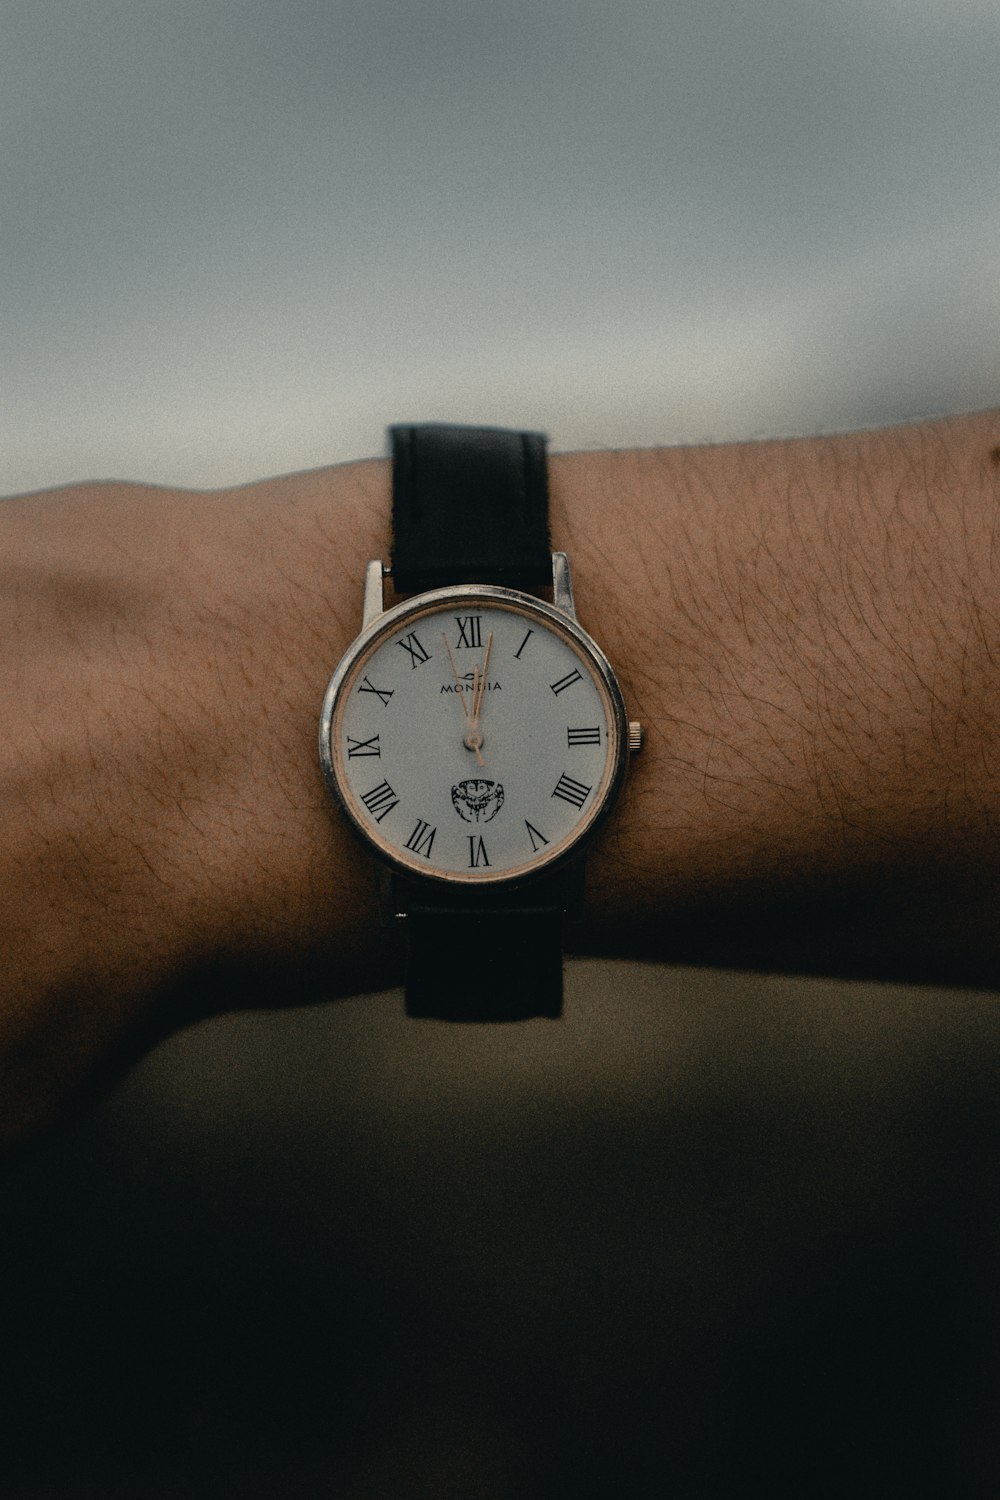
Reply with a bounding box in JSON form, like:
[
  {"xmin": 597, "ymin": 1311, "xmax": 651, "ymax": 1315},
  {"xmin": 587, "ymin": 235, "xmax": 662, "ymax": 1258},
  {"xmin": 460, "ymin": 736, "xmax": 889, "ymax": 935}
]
[
  {"xmin": 470, "ymin": 631, "xmax": 493, "ymax": 725},
  {"xmin": 445, "ymin": 630, "xmax": 484, "ymax": 766}
]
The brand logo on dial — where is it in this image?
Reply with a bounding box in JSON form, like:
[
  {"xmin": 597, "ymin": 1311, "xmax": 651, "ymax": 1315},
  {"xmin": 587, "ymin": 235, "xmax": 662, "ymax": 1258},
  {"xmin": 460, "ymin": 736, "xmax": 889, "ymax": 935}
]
[
  {"xmin": 441, "ymin": 677, "xmax": 501, "ymax": 695},
  {"xmin": 451, "ymin": 779, "xmax": 504, "ymax": 824}
]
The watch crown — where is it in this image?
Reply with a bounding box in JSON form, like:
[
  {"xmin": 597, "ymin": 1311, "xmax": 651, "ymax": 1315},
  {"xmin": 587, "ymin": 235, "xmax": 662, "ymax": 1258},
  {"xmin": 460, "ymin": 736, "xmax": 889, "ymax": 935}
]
[{"xmin": 628, "ymin": 721, "xmax": 644, "ymax": 753}]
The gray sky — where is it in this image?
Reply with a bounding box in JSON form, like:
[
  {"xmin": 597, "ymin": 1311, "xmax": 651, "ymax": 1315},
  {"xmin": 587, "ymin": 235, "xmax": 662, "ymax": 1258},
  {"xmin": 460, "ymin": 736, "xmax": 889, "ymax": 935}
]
[{"xmin": 3, "ymin": 0, "xmax": 999, "ymax": 490}]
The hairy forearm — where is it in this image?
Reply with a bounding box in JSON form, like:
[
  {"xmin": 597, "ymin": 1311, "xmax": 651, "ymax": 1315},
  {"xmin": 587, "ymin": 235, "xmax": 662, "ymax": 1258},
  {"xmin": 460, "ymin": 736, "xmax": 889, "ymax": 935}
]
[
  {"xmin": 560, "ymin": 410, "xmax": 1000, "ymax": 979},
  {"xmin": 3, "ymin": 410, "xmax": 1000, "ymax": 1138}
]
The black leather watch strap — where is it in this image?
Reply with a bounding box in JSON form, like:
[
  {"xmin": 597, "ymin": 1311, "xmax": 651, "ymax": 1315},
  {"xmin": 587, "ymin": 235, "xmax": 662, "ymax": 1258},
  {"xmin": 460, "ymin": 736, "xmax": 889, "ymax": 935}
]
[
  {"xmin": 400, "ymin": 879, "xmax": 564, "ymax": 1022},
  {"xmin": 388, "ymin": 421, "xmax": 564, "ymax": 1021},
  {"xmin": 390, "ymin": 423, "xmax": 551, "ymax": 593}
]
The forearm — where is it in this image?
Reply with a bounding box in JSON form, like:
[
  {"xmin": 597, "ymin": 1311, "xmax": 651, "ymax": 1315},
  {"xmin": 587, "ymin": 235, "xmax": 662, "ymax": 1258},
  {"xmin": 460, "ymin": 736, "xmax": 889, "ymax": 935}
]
[
  {"xmin": 3, "ymin": 409, "xmax": 1000, "ymax": 1138},
  {"xmin": 559, "ymin": 410, "xmax": 1000, "ymax": 981}
]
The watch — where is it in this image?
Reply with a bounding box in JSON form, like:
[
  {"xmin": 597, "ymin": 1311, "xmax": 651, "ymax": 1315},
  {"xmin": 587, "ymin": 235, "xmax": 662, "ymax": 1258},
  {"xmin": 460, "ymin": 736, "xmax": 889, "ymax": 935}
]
[{"xmin": 319, "ymin": 423, "xmax": 640, "ymax": 1021}]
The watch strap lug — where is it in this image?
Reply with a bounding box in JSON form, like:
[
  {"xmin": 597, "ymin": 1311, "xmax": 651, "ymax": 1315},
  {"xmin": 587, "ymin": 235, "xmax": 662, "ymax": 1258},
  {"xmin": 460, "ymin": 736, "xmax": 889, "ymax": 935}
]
[
  {"xmin": 362, "ymin": 559, "xmax": 387, "ymax": 629},
  {"xmin": 552, "ymin": 551, "xmax": 577, "ymax": 619}
]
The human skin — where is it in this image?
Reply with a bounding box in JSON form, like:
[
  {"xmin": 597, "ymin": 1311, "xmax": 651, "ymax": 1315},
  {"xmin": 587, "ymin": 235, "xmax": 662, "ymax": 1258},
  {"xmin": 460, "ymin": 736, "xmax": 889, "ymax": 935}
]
[{"xmin": 2, "ymin": 408, "xmax": 1000, "ymax": 1142}]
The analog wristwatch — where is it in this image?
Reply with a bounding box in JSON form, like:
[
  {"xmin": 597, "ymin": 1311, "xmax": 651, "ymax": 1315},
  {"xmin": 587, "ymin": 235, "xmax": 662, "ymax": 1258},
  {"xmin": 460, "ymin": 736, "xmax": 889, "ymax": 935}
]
[{"xmin": 319, "ymin": 423, "xmax": 640, "ymax": 1020}]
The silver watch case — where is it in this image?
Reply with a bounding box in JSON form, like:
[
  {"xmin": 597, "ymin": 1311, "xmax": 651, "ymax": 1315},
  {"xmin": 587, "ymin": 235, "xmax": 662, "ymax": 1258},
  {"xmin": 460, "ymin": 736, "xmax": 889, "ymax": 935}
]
[{"xmin": 318, "ymin": 553, "xmax": 630, "ymax": 891}]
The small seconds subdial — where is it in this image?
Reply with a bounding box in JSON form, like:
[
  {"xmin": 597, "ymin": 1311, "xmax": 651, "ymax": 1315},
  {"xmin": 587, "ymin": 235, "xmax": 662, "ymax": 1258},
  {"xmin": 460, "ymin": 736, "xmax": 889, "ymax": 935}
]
[{"xmin": 324, "ymin": 591, "xmax": 625, "ymax": 884}]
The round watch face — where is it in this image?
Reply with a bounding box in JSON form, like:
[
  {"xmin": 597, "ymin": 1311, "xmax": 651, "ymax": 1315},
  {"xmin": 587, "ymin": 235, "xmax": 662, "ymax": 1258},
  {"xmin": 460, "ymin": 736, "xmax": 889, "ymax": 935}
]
[{"xmin": 320, "ymin": 586, "xmax": 628, "ymax": 885}]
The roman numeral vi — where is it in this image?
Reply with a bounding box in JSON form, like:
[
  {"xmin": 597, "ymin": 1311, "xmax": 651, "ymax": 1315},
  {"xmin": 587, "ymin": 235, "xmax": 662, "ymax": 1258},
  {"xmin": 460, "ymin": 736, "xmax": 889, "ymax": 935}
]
[{"xmin": 467, "ymin": 835, "xmax": 490, "ymax": 868}]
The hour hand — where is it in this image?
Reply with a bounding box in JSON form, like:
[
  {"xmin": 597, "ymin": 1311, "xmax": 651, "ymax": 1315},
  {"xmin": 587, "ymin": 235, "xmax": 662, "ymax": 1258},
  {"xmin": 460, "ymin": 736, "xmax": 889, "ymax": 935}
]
[{"xmin": 444, "ymin": 631, "xmax": 484, "ymax": 764}]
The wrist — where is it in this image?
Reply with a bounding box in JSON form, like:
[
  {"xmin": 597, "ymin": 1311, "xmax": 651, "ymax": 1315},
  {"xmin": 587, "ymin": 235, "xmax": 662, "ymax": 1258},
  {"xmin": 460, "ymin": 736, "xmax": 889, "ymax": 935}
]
[{"xmin": 0, "ymin": 460, "xmax": 397, "ymax": 1139}]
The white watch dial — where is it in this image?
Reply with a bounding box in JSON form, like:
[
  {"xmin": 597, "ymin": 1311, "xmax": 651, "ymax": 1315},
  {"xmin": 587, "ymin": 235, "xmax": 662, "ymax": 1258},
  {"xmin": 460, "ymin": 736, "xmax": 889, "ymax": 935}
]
[{"xmin": 322, "ymin": 589, "xmax": 626, "ymax": 884}]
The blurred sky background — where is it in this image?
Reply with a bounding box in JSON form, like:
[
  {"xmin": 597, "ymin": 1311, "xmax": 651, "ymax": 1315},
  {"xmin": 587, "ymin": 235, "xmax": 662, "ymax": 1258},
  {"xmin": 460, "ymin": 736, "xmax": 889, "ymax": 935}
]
[{"xmin": 3, "ymin": 0, "xmax": 999, "ymax": 494}]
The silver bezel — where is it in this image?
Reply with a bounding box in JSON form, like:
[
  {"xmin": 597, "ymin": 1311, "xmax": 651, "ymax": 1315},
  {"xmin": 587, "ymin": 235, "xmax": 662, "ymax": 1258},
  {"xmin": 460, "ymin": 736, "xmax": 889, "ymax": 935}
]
[{"xmin": 319, "ymin": 582, "xmax": 629, "ymax": 888}]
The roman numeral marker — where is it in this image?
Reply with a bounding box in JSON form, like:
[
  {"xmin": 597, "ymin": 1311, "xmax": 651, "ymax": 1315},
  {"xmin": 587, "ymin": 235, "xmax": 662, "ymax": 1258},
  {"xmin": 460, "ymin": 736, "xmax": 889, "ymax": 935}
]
[
  {"xmin": 513, "ymin": 629, "xmax": 534, "ymax": 660},
  {"xmin": 346, "ymin": 733, "xmax": 381, "ymax": 758},
  {"xmin": 550, "ymin": 668, "xmax": 583, "ymax": 696},
  {"xmin": 551, "ymin": 773, "xmax": 592, "ymax": 809},
  {"xmin": 525, "ymin": 820, "xmax": 550, "ymax": 853},
  {"xmin": 403, "ymin": 818, "xmax": 436, "ymax": 858},
  {"xmin": 567, "ymin": 726, "xmax": 601, "ymax": 747},
  {"xmin": 398, "ymin": 632, "xmax": 431, "ymax": 668},
  {"xmin": 360, "ymin": 779, "xmax": 399, "ymax": 822},
  {"xmin": 455, "ymin": 615, "xmax": 483, "ymax": 650},
  {"xmin": 358, "ymin": 676, "xmax": 393, "ymax": 707},
  {"xmin": 467, "ymin": 835, "xmax": 490, "ymax": 868}
]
